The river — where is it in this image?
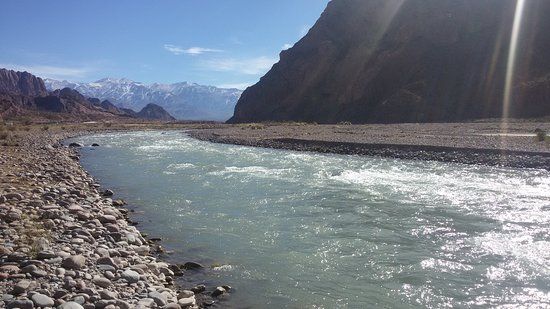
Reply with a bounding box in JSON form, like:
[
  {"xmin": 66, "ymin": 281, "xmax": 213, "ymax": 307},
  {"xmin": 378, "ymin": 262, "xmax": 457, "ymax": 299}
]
[{"xmin": 72, "ymin": 131, "xmax": 550, "ymax": 308}]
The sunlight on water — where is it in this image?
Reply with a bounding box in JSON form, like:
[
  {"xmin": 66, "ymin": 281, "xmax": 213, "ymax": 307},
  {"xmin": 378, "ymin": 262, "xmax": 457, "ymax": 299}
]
[{"xmin": 73, "ymin": 131, "xmax": 550, "ymax": 308}]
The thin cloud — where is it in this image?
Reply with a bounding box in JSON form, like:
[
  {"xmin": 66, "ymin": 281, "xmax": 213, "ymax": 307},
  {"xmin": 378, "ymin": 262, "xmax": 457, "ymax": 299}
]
[
  {"xmin": 164, "ymin": 44, "xmax": 223, "ymax": 56},
  {"xmin": 300, "ymin": 25, "xmax": 311, "ymax": 37},
  {"xmin": 282, "ymin": 43, "xmax": 293, "ymax": 50},
  {"xmin": 0, "ymin": 63, "xmax": 91, "ymax": 79},
  {"xmin": 218, "ymin": 82, "xmax": 254, "ymax": 90},
  {"xmin": 205, "ymin": 56, "xmax": 277, "ymax": 75}
]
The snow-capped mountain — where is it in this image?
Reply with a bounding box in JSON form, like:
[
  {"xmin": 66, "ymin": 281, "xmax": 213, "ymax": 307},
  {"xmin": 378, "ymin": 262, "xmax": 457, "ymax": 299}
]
[{"xmin": 43, "ymin": 78, "xmax": 243, "ymax": 121}]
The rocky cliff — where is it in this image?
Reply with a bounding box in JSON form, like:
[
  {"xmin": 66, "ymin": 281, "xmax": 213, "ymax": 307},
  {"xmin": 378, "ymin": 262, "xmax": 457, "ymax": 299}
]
[
  {"xmin": 0, "ymin": 69, "xmax": 48, "ymax": 97},
  {"xmin": 230, "ymin": 0, "xmax": 550, "ymax": 123}
]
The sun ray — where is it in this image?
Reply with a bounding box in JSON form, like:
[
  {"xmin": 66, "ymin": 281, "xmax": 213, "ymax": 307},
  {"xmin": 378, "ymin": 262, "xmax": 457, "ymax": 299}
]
[{"xmin": 502, "ymin": 0, "xmax": 527, "ymax": 133}]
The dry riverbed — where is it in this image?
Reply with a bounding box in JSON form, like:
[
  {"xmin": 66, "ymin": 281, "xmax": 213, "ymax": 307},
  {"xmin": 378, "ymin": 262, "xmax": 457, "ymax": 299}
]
[
  {"xmin": 189, "ymin": 121, "xmax": 550, "ymax": 170},
  {"xmin": 0, "ymin": 123, "xmax": 231, "ymax": 309}
]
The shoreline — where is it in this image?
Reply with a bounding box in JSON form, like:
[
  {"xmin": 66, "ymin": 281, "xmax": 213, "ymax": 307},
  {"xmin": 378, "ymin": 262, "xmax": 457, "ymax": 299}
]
[
  {"xmin": 0, "ymin": 124, "xmax": 226, "ymax": 309},
  {"xmin": 188, "ymin": 122, "xmax": 550, "ymax": 170}
]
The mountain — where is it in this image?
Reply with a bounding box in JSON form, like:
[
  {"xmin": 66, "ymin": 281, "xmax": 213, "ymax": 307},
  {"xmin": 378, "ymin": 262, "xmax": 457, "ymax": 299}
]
[
  {"xmin": 44, "ymin": 78, "xmax": 242, "ymax": 121},
  {"xmin": 229, "ymin": 0, "xmax": 550, "ymax": 124},
  {"xmin": 0, "ymin": 69, "xmax": 48, "ymax": 97},
  {"xmin": 136, "ymin": 103, "xmax": 176, "ymax": 121},
  {"xmin": 0, "ymin": 68, "xmax": 106, "ymax": 120},
  {"xmin": 0, "ymin": 68, "xmax": 168, "ymax": 121}
]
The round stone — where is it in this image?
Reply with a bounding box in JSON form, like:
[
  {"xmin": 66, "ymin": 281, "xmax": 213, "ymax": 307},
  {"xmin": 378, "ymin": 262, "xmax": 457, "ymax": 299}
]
[
  {"xmin": 31, "ymin": 293, "xmax": 55, "ymax": 307},
  {"xmin": 58, "ymin": 301, "xmax": 85, "ymax": 309},
  {"xmin": 121, "ymin": 269, "xmax": 140, "ymax": 283},
  {"xmin": 92, "ymin": 277, "xmax": 111, "ymax": 288},
  {"xmin": 62, "ymin": 255, "xmax": 86, "ymax": 270}
]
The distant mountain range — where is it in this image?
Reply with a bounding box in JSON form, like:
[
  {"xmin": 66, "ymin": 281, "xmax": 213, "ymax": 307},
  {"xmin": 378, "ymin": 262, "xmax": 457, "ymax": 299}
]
[
  {"xmin": 230, "ymin": 0, "xmax": 550, "ymax": 123},
  {"xmin": 0, "ymin": 68, "xmax": 175, "ymax": 121},
  {"xmin": 44, "ymin": 78, "xmax": 242, "ymax": 121}
]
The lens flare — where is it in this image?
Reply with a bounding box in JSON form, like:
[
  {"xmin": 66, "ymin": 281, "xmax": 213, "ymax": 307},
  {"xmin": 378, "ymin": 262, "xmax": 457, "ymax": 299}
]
[{"xmin": 502, "ymin": 0, "xmax": 527, "ymax": 132}]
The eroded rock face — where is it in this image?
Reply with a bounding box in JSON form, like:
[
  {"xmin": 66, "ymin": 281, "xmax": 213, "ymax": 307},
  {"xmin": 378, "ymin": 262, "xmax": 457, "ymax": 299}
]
[
  {"xmin": 229, "ymin": 0, "xmax": 550, "ymax": 124},
  {"xmin": 0, "ymin": 69, "xmax": 48, "ymax": 97}
]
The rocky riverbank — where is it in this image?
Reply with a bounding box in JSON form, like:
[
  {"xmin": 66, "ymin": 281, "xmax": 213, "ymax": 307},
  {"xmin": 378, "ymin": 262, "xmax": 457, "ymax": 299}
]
[
  {"xmin": 189, "ymin": 121, "xmax": 550, "ymax": 170},
  {"xmin": 0, "ymin": 126, "xmax": 229, "ymax": 308}
]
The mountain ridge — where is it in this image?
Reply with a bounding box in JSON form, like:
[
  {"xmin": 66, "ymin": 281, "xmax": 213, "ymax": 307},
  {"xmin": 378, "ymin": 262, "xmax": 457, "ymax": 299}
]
[
  {"xmin": 0, "ymin": 68, "xmax": 175, "ymax": 121},
  {"xmin": 44, "ymin": 78, "xmax": 242, "ymax": 121}
]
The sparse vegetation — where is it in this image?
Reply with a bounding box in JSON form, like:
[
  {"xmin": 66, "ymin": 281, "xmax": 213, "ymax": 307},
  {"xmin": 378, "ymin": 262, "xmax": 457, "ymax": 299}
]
[
  {"xmin": 238, "ymin": 123, "xmax": 266, "ymax": 130},
  {"xmin": 15, "ymin": 214, "xmax": 52, "ymax": 259},
  {"xmin": 280, "ymin": 121, "xmax": 317, "ymax": 126},
  {"xmin": 42, "ymin": 125, "xmax": 50, "ymax": 131},
  {"xmin": 535, "ymin": 128, "xmax": 548, "ymax": 142}
]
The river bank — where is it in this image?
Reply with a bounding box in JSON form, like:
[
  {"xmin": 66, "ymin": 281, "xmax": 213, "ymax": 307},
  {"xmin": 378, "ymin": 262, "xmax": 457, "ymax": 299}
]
[
  {"xmin": 0, "ymin": 123, "xmax": 228, "ymax": 309},
  {"xmin": 188, "ymin": 121, "xmax": 550, "ymax": 170}
]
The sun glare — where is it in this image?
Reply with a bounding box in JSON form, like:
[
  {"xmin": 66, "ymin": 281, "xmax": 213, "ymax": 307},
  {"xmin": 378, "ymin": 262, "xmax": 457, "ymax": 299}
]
[{"xmin": 502, "ymin": 0, "xmax": 527, "ymax": 132}]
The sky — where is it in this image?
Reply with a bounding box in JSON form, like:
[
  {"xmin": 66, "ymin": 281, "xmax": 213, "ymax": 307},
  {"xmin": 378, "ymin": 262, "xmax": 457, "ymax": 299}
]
[{"xmin": 0, "ymin": 0, "xmax": 329, "ymax": 89}]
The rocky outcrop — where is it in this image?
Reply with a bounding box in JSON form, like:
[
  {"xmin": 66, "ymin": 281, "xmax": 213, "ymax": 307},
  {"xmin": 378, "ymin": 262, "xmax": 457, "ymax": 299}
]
[
  {"xmin": 136, "ymin": 103, "xmax": 176, "ymax": 121},
  {"xmin": 0, "ymin": 69, "xmax": 47, "ymax": 97},
  {"xmin": 230, "ymin": 0, "xmax": 550, "ymax": 123}
]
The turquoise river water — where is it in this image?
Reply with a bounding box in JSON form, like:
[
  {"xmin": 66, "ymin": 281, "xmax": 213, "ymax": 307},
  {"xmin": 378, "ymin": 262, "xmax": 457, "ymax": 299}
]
[{"xmin": 72, "ymin": 131, "xmax": 550, "ymax": 308}]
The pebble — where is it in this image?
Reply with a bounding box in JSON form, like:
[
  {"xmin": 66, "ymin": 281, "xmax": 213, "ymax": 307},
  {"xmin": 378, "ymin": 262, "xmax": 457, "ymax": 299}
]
[
  {"xmin": 92, "ymin": 277, "xmax": 111, "ymax": 288},
  {"xmin": 62, "ymin": 255, "xmax": 86, "ymax": 270},
  {"xmin": 177, "ymin": 290, "xmax": 194, "ymax": 299},
  {"xmin": 31, "ymin": 293, "xmax": 55, "ymax": 307},
  {"xmin": 182, "ymin": 261, "xmax": 204, "ymax": 270},
  {"xmin": 101, "ymin": 189, "xmax": 114, "ymax": 197},
  {"xmin": 96, "ymin": 257, "xmax": 116, "ymax": 268},
  {"xmin": 4, "ymin": 193, "xmax": 24, "ymax": 200},
  {"xmin": 0, "ymin": 131, "xmax": 220, "ymax": 309},
  {"xmin": 148, "ymin": 290, "xmax": 167, "ymax": 306},
  {"xmin": 13, "ymin": 279, "xmax": 31, "ymax": 294},
  {"xmin": 137, "ymin": 298, "xmax": 156, "ymax": 307},
  {"xmin": 7, "ymin": 299, "xmax": 34, "ymax": 309},
  {"xmin": 99, "ymin": 290, "xmax": 117, "ymax": 300},
  {"xmin": 121, "ymin": 269, "xmax": 140, "ymax": 283},
  {"xmin": 191, "ymin": 284, "xmax": 206, "ymax": 294},
  {"xmin": 58, "ymin": 301, "xmax": 85, "ymax": 309},
  {"xmin": 178, "ymin": 296, "xmax": 196, "ymax": 307},
  {"xmin": 211, "ymin": 286, "xmax": 227, "ymax": 297}
]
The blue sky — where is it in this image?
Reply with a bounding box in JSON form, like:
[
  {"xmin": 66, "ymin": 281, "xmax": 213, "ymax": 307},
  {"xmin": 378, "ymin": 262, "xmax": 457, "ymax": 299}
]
[{"xmin": 0, "ymin": 0, "xmax": 329, "ymax": 89}]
